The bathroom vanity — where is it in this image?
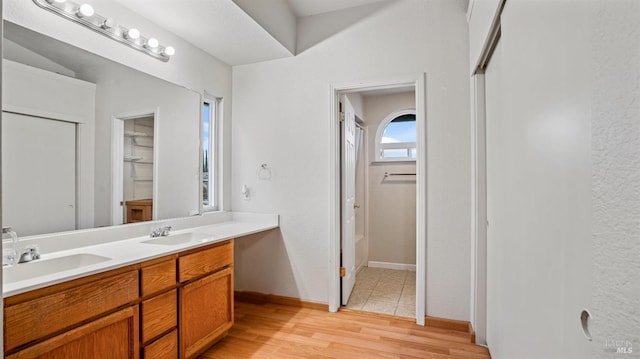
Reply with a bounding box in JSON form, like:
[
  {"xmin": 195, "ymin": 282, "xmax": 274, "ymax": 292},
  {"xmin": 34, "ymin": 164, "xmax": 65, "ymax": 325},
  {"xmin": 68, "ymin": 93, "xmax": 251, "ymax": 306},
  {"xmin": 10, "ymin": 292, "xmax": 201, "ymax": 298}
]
[{"xmin": 2, "ymin": 212, "xmax": 278, "ymax": 359}]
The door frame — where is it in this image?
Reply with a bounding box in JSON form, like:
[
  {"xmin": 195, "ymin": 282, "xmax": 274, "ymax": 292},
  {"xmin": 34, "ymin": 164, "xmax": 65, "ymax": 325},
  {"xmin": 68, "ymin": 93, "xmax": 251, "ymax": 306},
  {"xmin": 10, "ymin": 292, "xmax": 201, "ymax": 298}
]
[
  {"xmin": 470, "ymin": 73, "xmax": 488, "ymax": 344},
  {"xmin": 328, "ymin": 73, "xmax": 427, "ymax": 326},
  {"xmin": 111, "ymin": 108, "xmax": 159, "ymax": 225}
]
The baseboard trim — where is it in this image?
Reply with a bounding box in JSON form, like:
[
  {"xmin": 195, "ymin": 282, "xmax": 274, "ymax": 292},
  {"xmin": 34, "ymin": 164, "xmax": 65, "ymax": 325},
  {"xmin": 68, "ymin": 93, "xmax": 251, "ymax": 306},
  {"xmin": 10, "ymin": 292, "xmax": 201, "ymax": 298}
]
[
  {"xmin": 425, "ymin": 315, "xmax": 470, "ymax": 332},
  {"xmin": 367, "ymin": 261, "xmax": 416, "ymax": 271},
  {"xmin": 234, "ymin": 291, "xmax": 329, "ymax": 311},
  {"xmin": 469, "ymin": 322, "xmax": 476, "ymax": 343},
  {"xmin": 425, "ymin": 316, "xmax": 476, "ymax": 343}
]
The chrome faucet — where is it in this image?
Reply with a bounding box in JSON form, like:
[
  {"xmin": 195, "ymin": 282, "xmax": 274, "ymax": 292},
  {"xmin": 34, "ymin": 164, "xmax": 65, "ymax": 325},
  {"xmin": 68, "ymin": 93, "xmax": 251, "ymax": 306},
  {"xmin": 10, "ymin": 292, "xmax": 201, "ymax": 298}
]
[
  {"xmin": 18, "ymin": 245, "xmax": 41, "ymax": 263},
  {"xmin": 150, "ymin": 226, "xmax": 172, "ymax": 238},
  {"xmin": 2, "ymin": 227, "xmax": 40, "ymax": 265},
  {"xmin": 3, "ymin": 226, "xmax": 19, "ymax": 265}
]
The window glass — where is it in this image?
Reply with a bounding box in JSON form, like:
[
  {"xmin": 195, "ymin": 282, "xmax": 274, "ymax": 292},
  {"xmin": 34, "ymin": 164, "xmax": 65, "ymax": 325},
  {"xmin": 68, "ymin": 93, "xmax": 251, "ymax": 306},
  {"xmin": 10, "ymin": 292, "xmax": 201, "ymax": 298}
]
[
  {"xmin": 202, "ymin": 100, "xmax": 217, "ymax": 209},
  {"xmin": 378, "ymin": 112, "xmax": 416, "ymax": 160},
  {"xmin": 381, "ymin": 115, "xmax": 416, "ymax": 143},
  {"xmin": 382, "ymin": 149, "xmax": 408, "ymax": 158}
]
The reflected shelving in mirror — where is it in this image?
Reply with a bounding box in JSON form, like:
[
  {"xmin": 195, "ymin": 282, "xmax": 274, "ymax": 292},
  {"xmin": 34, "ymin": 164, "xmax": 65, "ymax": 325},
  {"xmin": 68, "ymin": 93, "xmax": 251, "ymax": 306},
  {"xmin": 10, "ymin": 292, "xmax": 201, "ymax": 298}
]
[{"xmin": 2, "ymin": 21, "xmax": 202, "ymax": 237}]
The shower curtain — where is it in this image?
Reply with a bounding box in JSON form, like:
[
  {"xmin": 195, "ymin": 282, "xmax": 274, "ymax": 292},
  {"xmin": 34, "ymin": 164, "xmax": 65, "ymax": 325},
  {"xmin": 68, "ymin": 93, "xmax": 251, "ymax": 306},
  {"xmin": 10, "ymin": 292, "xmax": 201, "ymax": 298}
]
[{"xmin": 354, "ymin": 125, "xmax": 364, "ymax": 169}]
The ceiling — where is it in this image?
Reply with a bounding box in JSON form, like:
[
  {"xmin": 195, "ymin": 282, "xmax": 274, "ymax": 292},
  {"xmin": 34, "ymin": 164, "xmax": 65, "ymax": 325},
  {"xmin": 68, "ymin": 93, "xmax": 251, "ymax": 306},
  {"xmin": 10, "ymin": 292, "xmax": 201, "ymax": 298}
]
[
  {"xmin": 113, "ymin": 0, "xmax": 392, "ymax": 66},
  {"xmin": 286, "ymin": 0, "xmax": 390, "ymax": 17},
  {"xmin": 113, "ymin": 0, "xmax": 293, "ymax": 66}
]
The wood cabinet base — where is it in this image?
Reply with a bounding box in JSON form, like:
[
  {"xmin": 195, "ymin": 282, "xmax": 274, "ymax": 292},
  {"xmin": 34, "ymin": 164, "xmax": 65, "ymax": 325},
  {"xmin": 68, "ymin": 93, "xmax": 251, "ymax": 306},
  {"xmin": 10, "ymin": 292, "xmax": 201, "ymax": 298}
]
[
  {"xmin": 7, "ymin": 306, "xmax": 139, "ymax": 359},
  {"xmin": 4, "ymin": 239, "xmax": 234, "ymax": 359}
]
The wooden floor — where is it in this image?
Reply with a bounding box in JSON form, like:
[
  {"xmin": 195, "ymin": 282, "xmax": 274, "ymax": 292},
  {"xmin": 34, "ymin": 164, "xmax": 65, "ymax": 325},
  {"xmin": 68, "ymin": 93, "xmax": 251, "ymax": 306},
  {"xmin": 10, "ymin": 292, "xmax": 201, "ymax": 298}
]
[{"xmin": 200, "ymin": 301, "xmax": 491, "ymax": 359}]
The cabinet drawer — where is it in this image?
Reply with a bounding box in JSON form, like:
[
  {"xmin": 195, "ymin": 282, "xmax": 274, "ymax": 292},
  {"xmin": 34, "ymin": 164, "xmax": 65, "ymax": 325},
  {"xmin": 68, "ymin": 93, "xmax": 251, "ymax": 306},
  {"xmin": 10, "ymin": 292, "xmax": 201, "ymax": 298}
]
[
  {"xmin": 141, "ymin": 259, "xmax": 176, "ymax": 297},
  {"xmin": 142, "ymin": 289, "xmax": 177, "ymax": 343},
  {"xmin": 143, "ymin": 330, "xmax": 178, "ymax": 359},
  {"xmin": 178, "ymin": 240, "xmax": 233, "ymax": 282},
  {"xmin": 5, "ymin": 270, "xmax": 139, "ymax": 352}
]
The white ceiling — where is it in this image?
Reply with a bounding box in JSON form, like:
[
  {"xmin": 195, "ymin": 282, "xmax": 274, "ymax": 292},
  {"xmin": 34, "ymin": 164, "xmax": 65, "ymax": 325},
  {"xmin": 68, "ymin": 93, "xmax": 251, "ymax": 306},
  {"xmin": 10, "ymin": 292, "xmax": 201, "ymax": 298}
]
[
  {"xmin": 114, "ymin": 0, "xmax": 392, "ymax": 66},
  {"xmin": 286, "ymin": 0, "xmax": 390, "ymax": 18},
  {"xmin": 114, "ymin": 0, "xmax": 293, "ymax": 66}
]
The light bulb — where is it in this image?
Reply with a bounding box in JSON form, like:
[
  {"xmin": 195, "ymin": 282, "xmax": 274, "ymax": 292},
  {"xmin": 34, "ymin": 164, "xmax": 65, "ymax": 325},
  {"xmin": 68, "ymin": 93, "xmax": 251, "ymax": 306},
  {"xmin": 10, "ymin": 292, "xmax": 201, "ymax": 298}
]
[
  {"xmin": 101, "ymin": 18, "xmax": 115, "ymax": 29},
  {"xmin": 162, "ymin": 46, "xmax": 175, "ymax": 57},
  {"xmin": 77, "ymin": 4, "xmax": 94, "ymax": 18},
  {"xmin": 145, "ymin": 37, "xmax": 159, "ymax": 49},
  {"xmin": 125, "ymin": 28, "xmax": 140, "ymax": 40}
]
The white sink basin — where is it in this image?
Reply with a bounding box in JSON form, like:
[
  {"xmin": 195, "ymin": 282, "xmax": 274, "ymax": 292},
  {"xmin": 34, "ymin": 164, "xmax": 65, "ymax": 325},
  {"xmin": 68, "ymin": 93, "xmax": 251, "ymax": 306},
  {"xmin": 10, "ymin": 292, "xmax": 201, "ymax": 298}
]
[
  {"xmin": 141, "ymin": 232, "xmax": 215, "ymax": 245},
  {"xmin": 3, "ymin": 253, "xmax": 111, "ymax": 284}
]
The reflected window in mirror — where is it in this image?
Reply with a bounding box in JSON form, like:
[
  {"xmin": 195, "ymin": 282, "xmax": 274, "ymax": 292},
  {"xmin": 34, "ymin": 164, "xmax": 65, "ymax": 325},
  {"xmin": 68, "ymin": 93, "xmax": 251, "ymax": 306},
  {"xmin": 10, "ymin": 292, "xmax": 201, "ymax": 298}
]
[{"xmin": 202, "ymin": 97, "xmax": 221, "ymax": 211}]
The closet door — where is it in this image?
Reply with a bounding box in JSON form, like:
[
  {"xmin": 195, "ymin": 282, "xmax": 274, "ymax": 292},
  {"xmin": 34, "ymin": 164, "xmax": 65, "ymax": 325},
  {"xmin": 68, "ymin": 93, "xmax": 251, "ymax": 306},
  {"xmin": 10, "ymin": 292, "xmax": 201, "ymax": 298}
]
[
  {"xmin": 484, "ymin": 2, "xmax": 592, "ymax": 357},
  {"xmin": 2, "ymin": 112, "xmax": 76, "ymax": 236}
]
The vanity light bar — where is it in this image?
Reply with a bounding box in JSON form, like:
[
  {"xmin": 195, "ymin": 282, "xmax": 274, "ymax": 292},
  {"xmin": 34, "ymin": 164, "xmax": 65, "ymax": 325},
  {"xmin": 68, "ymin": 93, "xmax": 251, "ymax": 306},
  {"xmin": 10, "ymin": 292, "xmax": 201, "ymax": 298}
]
[{"xmin": 33, "ymin": 0, "xmax": 175, "ymax": 62}]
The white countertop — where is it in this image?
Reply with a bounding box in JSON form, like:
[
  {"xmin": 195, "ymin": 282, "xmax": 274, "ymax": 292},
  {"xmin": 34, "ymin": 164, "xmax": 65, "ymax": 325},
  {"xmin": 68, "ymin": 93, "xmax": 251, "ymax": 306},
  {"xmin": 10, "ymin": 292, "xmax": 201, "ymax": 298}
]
[{"xmin": 3, "ymin": 213, "xmax": 279, "ymax": 298}]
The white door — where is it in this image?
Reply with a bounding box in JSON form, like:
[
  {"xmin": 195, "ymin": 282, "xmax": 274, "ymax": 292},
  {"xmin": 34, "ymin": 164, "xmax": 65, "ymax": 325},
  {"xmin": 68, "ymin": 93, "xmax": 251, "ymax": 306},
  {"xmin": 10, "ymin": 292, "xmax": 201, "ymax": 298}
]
[
  {"xmin": 2, "ymin": 112, "xmax": 76, "ymax": 236},
  {"xmin": 341, "ymin": 96, "xmax": 357, "ymax": 305}
]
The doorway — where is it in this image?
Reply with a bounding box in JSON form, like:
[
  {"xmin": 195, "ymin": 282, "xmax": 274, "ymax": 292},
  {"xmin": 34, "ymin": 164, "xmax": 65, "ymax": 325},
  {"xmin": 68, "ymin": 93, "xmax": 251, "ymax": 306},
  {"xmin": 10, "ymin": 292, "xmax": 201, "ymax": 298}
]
[
  {"xmin": 111, "ymin": 110, "xmax": 158, "ymax": 225},
  {"xmin": 329, "ymin": 73, "xmax": 427, "ymax": 326},
  {"xmin": 341, "ymin": 90, "xmax": 418, "ymax": 318}
]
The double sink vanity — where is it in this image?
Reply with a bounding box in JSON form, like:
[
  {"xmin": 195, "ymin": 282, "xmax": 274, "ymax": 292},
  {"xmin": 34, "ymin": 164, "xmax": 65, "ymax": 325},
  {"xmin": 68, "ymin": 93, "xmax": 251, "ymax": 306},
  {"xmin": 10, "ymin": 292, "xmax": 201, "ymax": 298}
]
[
  {"xmin": 2, "ymin": 212, "xmax": 279, "ymax": 358},
  {"xmin": 0, "ymin": 14, "xmax": 280, "ymax": 359}
]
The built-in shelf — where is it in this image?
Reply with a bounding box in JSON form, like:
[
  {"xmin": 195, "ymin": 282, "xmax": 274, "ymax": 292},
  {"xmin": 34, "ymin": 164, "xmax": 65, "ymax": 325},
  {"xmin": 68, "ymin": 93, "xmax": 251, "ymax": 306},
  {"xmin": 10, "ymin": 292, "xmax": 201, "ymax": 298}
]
[
  {"xmin": 370, "ymin": 159, "xmax": 416, "ymax": 165},
  {"xmin": 124, "ymin": 155, "xmax": 143, "ymax": 162},
  {"xmin": 124, "ymin": 131, "xmax": 151, "ymax": 137},
  {"xmin": 133, "ymin": 143, "xmax": 154, "ymax": 148}
]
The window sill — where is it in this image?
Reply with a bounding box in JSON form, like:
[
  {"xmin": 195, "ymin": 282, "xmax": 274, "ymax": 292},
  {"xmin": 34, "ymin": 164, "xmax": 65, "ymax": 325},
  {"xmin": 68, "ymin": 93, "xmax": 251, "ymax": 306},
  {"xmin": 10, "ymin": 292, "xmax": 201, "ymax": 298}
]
[
  {"xmin": 201, "ymin": 207, "xmax": 221, "ymax": 214},
  {"xmin": 370, "ymin": 159, "xmax": 416, "ymax": 165}
]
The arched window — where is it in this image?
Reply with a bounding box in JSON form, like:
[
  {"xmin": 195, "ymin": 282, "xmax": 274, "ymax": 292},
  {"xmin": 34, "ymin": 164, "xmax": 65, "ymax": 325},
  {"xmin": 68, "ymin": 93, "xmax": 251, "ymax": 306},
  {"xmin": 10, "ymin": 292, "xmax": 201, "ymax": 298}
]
[{"xmin": 375, "ymin": 109, "xmax": 416, "ymax": 160}]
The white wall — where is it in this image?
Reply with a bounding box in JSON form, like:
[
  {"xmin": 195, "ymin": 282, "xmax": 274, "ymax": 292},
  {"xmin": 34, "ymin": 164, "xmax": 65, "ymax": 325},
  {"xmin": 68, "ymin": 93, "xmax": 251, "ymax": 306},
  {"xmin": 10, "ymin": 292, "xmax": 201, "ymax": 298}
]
[
  {"xmin": 484, "ymin": 1, "xmax": 640, "ymax": 358},
  {"xmin": 590, "ymin": 1, "xmax": 640, "ymax": 356},
  {"xmin": 3, "ymin": 39, "xmax": 75, "ymax": 77},
  {"xmin": 4, "ymin": 0, "xmax": 233, "ymax": 212},
  {"xmin": 232, "ymin": 0, "xmax": 471, "ymax": 320},
  {"xmin": 364, "ymin": 92, "xmax": 416, "ymax": 266}
]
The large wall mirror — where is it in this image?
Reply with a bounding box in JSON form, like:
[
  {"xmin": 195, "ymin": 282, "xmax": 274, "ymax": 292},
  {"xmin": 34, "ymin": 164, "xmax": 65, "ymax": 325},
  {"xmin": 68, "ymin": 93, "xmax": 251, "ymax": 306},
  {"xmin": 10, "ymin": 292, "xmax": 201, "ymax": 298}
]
[{"xmin": 2, "ymin": 21, "xmax": 202, "ymax": 237}]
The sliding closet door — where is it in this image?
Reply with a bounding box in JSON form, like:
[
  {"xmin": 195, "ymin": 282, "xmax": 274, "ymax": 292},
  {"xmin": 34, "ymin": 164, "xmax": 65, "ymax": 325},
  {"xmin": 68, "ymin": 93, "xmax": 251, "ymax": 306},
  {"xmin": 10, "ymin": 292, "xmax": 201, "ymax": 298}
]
[
  {"xmin": 483, "ymin": 39, "xmax": 503, "ymax": 355},
  {"xmin": 484, "ymin": 2, "xmax": 592, "ymax": 358},
  {"xmin": 2, "ymin": 112, "xmax": 76, "ymax": 236}
]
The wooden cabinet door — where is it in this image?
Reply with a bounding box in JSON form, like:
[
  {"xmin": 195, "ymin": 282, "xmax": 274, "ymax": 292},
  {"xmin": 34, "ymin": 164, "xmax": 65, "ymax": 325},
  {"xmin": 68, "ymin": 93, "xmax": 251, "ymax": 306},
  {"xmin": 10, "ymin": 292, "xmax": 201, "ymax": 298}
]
[
  {"xmin": 5, "ymin": 270, "xmax": 139, "ymax": 352},
  {"xmin": 179, "ymin": 267, "xmax": 233, "ymax": 359},
  {"xmin": 7, "ymin": 306, "xmax": 139, "ymax": 359}
]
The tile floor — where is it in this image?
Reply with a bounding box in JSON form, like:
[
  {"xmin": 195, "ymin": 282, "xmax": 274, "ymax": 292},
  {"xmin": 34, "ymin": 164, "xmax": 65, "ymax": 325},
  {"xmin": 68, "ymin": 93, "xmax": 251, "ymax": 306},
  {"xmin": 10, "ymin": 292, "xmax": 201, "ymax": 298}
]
[{"xmin": 345, "ymin": 266, "xmax": 416, "ymax": 318}]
